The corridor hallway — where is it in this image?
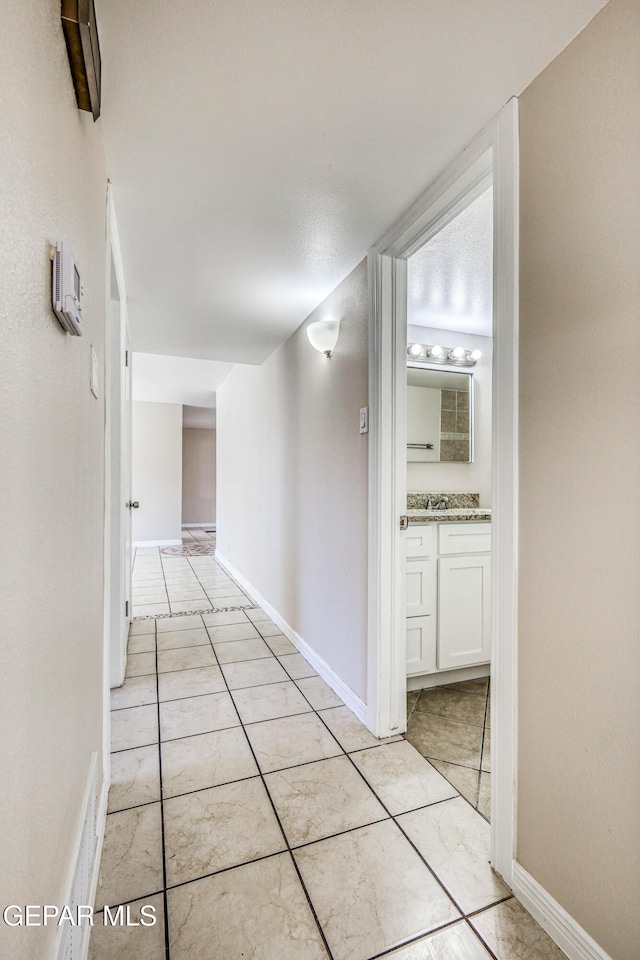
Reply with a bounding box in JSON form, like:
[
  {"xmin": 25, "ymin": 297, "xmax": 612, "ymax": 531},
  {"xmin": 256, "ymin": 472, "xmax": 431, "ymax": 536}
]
[{"xmin": 93, "ymin": 552, "xmax": 568, "ymax": 960}]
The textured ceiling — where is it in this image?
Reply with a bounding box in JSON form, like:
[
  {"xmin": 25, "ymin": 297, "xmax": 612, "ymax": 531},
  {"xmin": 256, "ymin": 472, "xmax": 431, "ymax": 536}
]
[
  {"xmin": 99, "ymin": 0, "xmax": 606, "ymax": 364},
  {"xmin": 408, "ymin": 188, "xmax": 493, "ymax": 337}
]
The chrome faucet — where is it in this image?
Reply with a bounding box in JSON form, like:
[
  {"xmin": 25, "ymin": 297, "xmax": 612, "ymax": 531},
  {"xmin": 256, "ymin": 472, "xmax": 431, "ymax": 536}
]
[{"xmin": 427, "ymin": 496, "xmax": 450, "ymax": 510}]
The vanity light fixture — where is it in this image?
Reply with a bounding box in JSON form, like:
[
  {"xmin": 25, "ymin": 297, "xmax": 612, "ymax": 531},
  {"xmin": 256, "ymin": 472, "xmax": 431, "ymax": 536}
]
[
  {"xmin": 406, "ymin": 342, "xmax": 482, "ymax": 367},
  {"xmin": 306, "ymin": 319, "xmax": 341, "ymax": 358}
]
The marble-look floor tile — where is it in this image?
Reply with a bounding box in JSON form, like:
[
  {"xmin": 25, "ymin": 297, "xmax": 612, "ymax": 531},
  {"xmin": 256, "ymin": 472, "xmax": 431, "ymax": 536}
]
[
  {"xmin": 129, "ymin": 620, "xmax": 156, "ymax": 636},
  {"xmin": 405, "ymin": 712, "xmax": 483, "ymax": 768},
  {"xmin": 443, "ymin": 677, "xmax": 489, "ymax": 697},
  {"xmin": 212, "ymin": 637, "xmax": 273, "ymax": 664},
  {"xmin": 168, "ymin": 852, "xmax": 328, "ymax": 960},
  {"xmin": 221, "ymin": 657, "xmax": 289, "ymax": 690},
  {"xmin": 478, "ymin": 773, "xmax": 491, "ymax": 820},
  {"xmin": 415, "ymin": 688, "xmax": 487, "ymax": 726},
  {"xmin": 95, "ymin": 804, "xmax": 163, "ymax": 909},
  {"xmin": 207, "ymin": 586, "xmax": 245, "ymax": 599},
  {"xmin": 429, "ymin": 760, "xmax": 480, "ymax": 807},
  {"xmin": 207, "ymin": 622, "xmax": 260, "ymax": 643},
  {"xmin": 318, "ymin": 706, "xmax": 402, "ymax": 753},
  {"xmin": 108, "ymin": 745, "xmax": 160, "ymax": 813},
  {"xmin": 407, "ymin": 690, "xmax": 419, "ymax": 719},
  {"xmin": 157, "ymin": 645, "xmax": 216, "ymax": 674},
  {"xmin": 133, "ymin": 603, "xmax": 170, "ymax": 617},
  {"xmin": 245, "ymin": 608, "xmax": 271, "ymax": 622},
  {"xmin": 164, "ymin": 777, "xmax": 285, "ymax": 885},
  {"xmin": 246, "ymin": 712, "xmax": 342, "ymax": 773},
  {"xmin": 111, "ymin": 675, "xmax": 157, "ymax": 711},
  {"xmin": 127, "ymin": 634, "xmax": 156, "ymax": 655},
  {"xmin": 296, "ymin": 676, "xmax": 343, "ymax": 709},
  {"xmin": 384, "ymin": 921, "xmax": 493, "ymax": 959},
  {"xmin": 156, "ymin": 615, "xmax": 204, "ymax": 633},
  {"xmin": 351, "ymin": 741, "xmax": 458, "ymax": 815},
  {"xmin": 156, "ymin": 628, "xmax": 211, "ymax": 650},
  {"xmin": 278, "ymin": 652, "xmax": 318, "ymax": 680},
  {"xmin": 170, "ymin": 599, "xmax": 212, "ymax": 613},
  {"xmin": 481, "ymin": 734, "xmax": 491, "ymax": 772},
  {"xmin": 202, "ymin": 610, "xmax": 249, "ymax": 627},
  {"xmin": 263, "ymin": 633, "xmax": 297, "ymax": 656},
  {"xmin": 160, "ymin": 691, "xmax": 239, "ymax": 741},
  {"xmin": 88, "ymin": 894, "xmax": 165, "ymax": 960},
  {"xmin": 266, "ymin": 755, "xmax": 387, "ymax": 846},
  {"xmin": 254, "ymin": 619, "xmax": 283, "ymax": 637},
  {"xmin": 295, "ymin": 820, "xmax": 459, "ymax": 960},
  {"xmin": 161, "ymin": 727, "xmax": 257, "ymax": 798},
  {"xmin": 158, "ymin": 665, "xmax": 226, "ymax": 702},
  {"xmin": 399, "ymin": 797, "xmax": 509, "ymax": 913},
  {"xmin": 125, "ymin": 652, "xmax": 157, "ymax": 679},
  {"xmin": 471, "ymin": 898, "xmax": 567, "ymax": 960},
  {"xmin": 111, "ymin": 705, "xmax": 159, "ymax": 752},
  {"xmin": 232, "ymin": 681, "xmax": 312, "ymax": 725}
]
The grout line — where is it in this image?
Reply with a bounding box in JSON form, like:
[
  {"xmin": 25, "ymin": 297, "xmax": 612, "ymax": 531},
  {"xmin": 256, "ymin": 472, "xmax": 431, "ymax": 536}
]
[{"xmin": 209, "ymin": 614, "xmax": 337, "ymax": 960}]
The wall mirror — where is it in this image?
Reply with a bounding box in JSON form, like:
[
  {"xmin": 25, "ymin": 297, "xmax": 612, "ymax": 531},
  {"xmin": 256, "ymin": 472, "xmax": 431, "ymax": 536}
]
[{"xmin": 407, "ymin": 364, "xmax": 474, "ymax": 462}]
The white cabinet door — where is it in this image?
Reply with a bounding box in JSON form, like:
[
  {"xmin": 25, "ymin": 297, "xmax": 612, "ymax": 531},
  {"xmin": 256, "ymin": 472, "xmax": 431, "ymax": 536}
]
[
  {"xmin": 406, "ymin": 615, "xmax": 436, "ymax": 676},
  {"xmin": 406, "ymin": 559, "xmax": 437, "ymax": 617},
  {"xmin": 406, "ymin": 524, "xmax": 436, "ymax": 559},
  {"xmin": 438, "ymin": 555, "xmax": 491, "ymax": 669}
]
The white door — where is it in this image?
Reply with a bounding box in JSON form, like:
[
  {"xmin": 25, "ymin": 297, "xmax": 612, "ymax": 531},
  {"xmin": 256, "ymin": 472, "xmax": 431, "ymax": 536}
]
[
  {"xmin": 123, "ymin": 330, "xmax": 132, "ymax": 633},
  {"xmin": 437, "ymin": 554, "xmax": 491, "ymax": 669}
]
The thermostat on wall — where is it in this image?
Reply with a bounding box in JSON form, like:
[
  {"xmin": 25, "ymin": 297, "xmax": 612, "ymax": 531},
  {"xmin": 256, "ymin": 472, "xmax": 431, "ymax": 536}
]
[{"xmin": 52, "ymin": 241, "xmax": 83, "ymax": 336}]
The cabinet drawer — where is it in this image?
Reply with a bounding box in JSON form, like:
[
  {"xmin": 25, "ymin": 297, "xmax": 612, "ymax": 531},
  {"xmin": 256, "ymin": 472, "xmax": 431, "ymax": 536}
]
[
  {"xmin": 438, "ymin": 522, "xmax": 491, "ymax": 555},
  {"xmin": 406, "ymin": 615, "xmax": 436, "ymax": 676},
  {"xmin": 406, "ymin": 559, "xmax": 437, "ymax": 617},
  {"xmin": 406, "ymin": 524, "xmax": 436, "ymax": 559}
]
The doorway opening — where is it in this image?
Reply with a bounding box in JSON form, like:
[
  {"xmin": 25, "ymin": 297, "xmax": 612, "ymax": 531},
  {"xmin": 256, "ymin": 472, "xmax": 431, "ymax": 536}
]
[{"xmin": 367, "ymin": 100, "xmax": 519, "ymax": 884}]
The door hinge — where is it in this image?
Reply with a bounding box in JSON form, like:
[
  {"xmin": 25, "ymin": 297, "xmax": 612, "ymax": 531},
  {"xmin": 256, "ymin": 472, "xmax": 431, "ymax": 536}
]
[
  {"xmin": 125, "ymin": 600, "xmax": 129, "ymax": 617},
  {"xmin": 400, "ymin": 515, "xmax": 409, "ymax": 530},
  {"xmin": 125, "ymin": 349, "xmax": 129, "ymax": 367}
]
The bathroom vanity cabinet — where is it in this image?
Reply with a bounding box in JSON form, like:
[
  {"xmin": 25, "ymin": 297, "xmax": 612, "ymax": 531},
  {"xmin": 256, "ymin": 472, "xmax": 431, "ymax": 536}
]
[{"xmin": 406, "ymin": 521, "xmax": 491, "ymax": 678}]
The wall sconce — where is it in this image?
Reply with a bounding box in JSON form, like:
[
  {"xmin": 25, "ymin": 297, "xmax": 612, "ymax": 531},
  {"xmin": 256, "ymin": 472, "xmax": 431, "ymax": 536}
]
[
  {"xmin": 307, "ymin": 319, "xmax": 341, "ymax": 358},
  {"xmin": 407, "ymin": 343, "xmax": 482, "ymax": 366}
]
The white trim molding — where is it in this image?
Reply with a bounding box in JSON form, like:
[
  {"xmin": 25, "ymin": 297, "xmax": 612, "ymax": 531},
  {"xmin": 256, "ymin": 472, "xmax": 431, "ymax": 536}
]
[
  {"xmin": 512, "ymin": 862, "xmax": 612, "ymax": 960},
  {"xmin": 366, "ymin": 98, "xmax": 520, "ymax": 886},
  {"xmin": 216, "ymin": 551, "xmax": 368, "ymax": 724}
]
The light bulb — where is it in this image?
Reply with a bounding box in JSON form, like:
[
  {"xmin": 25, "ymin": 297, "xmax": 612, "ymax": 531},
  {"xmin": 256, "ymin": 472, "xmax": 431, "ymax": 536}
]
[
  {"xmin": 429, "ymin": 345, "xmax": 443, "ymax": 358},
  {"xmin": 408, "ymin": 343, "xmax": 423, "ymax": 357},
  {"xmin": 470, "ymin": 349, "xmax": 482, "ymax": 361},
  {"xmin": 450, "ymin": 346, "xmax": 465, "ymax": 359}
]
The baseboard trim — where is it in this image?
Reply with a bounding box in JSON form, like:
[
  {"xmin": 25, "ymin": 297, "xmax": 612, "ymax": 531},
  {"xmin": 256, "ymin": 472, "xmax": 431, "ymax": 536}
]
[
  {"xmin": 51, "ymin": 753, "xmax": 107, "ymax": 960},
  {"xmin": 215, "ymin": 552, "xmax": 367, "ymax": 724},
  {"xmin": 182, "ymin": 523, "xmax": 216, "ymax": 529},
  {"xmin": 133, "ymin": 539, "xmax": 182, "ymax": 547},
  {"xmin": 511, "ymin": 862, "xmax": 611, "ymax": 960}
]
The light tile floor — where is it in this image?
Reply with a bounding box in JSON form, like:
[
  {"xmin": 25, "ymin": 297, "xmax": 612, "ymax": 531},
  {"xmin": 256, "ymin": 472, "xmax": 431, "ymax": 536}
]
[
  {"xmin": 92, "ymin": 555, "xmax": 568, "ymax": 960},
  {"xmin": 406, "ymin": 678, "xmax": 491, "ymax": 820}
]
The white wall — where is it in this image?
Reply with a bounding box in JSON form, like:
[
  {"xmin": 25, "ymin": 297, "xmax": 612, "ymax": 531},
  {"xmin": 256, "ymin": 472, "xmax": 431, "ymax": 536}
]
[
  {"xmin": 518, "ymin": 1, "xmax": 640, "ymax": 955},
  {"xmin": 132, "ymin": 402, "xmax": 183, "ymax": 543},
  {"xmin": 182, "ymin": 427, "xmax": 216, "ymax": 524},
  {"xmin": 407, "ymin": 325, "xmax": 492, "ymax": 506},
  {"xmin": 217, "ymin": 260, "xmax": 369, "ymax": 701},
  {"xmin": 0, "ymin": 3, "xmax": 107, "ymax": 958}
]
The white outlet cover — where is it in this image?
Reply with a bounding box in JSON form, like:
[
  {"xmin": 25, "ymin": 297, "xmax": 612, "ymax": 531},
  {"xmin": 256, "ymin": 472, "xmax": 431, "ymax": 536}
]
[{"xmin": 90, "ymin": 346, "xmax": 99, "ymax": 398}]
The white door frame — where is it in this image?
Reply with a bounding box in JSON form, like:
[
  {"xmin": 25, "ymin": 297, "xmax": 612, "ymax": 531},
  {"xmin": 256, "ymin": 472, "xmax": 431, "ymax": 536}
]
[
  {"xmin": 366, "ymin": 98, "xmax": 519, "ymax": 885},
  {"xmin": 104, "ymin": 185, "xmax": 131, "ymax": 691}
]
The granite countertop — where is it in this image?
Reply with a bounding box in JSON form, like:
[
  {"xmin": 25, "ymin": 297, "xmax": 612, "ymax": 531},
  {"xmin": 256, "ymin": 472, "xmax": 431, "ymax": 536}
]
[{"xmin": 407, "ymin": 507, "xmax": 492, "ymax": 524}]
